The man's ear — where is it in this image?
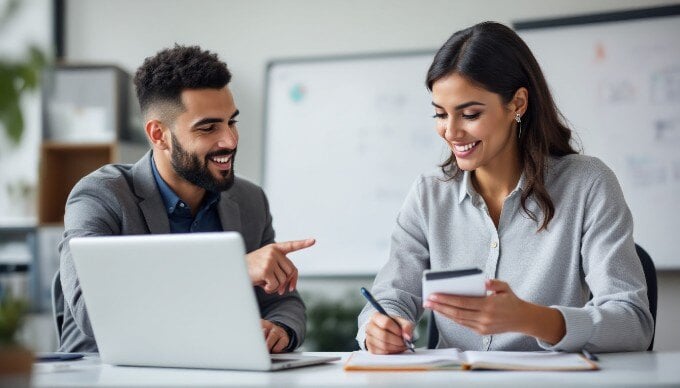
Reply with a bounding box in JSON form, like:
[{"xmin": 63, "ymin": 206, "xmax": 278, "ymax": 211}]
[
  {"xmin": 510, "ymin": 87, "xmax": 529, "ymax": 117},
  {"xmin": 145, "ymin": 119, "xmax": 169, "ymax": 150}
]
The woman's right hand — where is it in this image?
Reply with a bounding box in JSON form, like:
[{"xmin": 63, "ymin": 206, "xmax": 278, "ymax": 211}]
[{"xmin": 365, "ymin": 312, "xmax": 414, "ymax": 354}]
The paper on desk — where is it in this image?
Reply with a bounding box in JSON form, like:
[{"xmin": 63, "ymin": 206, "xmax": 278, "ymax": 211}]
[
  {"xmin": 344, "ymin": 349, "xmax": 464, "ymax": 370},
  {"xmin": 463, "ymin": 351, "xmax": 598, "ymax": 370},
  {"xmin": 344, "ymin": 349, "xmax": 598, "ymax": 371}
]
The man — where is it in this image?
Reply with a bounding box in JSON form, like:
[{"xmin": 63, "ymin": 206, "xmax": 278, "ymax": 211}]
[{"xmin": 57, "ymin": 45, "xmax": 313, "ymax": 353}]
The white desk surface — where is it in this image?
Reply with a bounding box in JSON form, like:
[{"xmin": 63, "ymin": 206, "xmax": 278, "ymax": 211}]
[{"xmin": 31, "ymin": 351, "xmax": 680, "ymax": 387}]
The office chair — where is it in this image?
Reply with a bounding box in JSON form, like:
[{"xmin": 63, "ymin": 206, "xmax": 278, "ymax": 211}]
[
  {"xmin": 636, "ymin": 244, "xmax": 657, "ymax": 351},
  {"xmin": 427, "ymin": 243, "xmax": 657, "ymax": 351},
  {"xmin": 51, "ymin": 270, "xmax": 64, "ymax": 348}
]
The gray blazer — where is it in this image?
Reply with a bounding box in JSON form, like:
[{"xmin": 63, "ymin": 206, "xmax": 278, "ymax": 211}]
[{"xmin": 57, "ymin": 151, "xmax": 306, "ymax": 352}]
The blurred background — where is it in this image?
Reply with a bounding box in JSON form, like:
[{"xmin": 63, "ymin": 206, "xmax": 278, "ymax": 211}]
[{"xmin": 1, "ymin": 0, "xmax": 679, "ymax": 353}]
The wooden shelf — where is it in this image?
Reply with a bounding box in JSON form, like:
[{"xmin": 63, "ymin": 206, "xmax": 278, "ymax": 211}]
[
  {"xmin": 37, "ymin": 140, "xmax": 147, "ymax": 225},
  {"xmin": 38, "ymin": 143, "xmax": 115, "ymax": 225}
]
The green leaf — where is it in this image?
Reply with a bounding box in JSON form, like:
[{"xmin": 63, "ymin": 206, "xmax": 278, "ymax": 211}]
[
  {"xmin": 0, "ymin": 99, "xmax": 24, "ymax": 144},
  {"xmin": 29, "ymin": 45, "xmax": 47, "ymax": 68},
  {"xmin": 7, "ymin": 108, "xmax": 23, "ymax": 144},
  {"xmin": 0, "ymin": 294, "xmax": 28, "ymax": 346},
  {"xmin": 0, "ymin": 71, "xmax": 17, "ymax": 107},
  {"xmin": 17, "ymin": 64, "xmax": 35, "ymax": 91},
  {"xmin": 0, "ymin": 2, "xmax": 47, "ymax": 145}
]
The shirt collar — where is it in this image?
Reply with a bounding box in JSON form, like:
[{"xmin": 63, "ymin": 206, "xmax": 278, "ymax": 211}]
[
  {"xmin": 458, "ymin": 169, "xmax": 527, "ymax": 205},
  {"xmin": 202, "ymin": 190, "xmax": 221, "ymax": 211},
  {"xmin": 513, "ymin": 173, "xmax": 527, "ymax": 196},
  {"xmin": 151, "ymin": 154, "xmax": 221, "ymax": 215},
  {"xmin": 150, "ymin": 154, "xmax": 183, "ymax": 214}
]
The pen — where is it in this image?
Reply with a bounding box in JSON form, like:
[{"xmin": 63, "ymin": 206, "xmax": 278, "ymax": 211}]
[
  {"xmin": 581, "ymin": 349, "xmax": 599, "ymax": 361},
  {"xmin": 36, "ymin": 352, "xmax": 85, "ymax": 362},
  {"xmin": 360, "ymin": 287, "xmax": 415, "ymax": 353}
]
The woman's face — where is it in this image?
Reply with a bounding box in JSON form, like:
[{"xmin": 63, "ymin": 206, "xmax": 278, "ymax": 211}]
[{"xmin": 431, "ymin": 73, "xmax": 521, "ymax": 173}]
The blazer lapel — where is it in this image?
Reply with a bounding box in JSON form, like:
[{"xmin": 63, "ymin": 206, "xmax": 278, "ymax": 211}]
[
  {"xmin": 132, "ymin": 151, "xmax": 171, "ymax": 234},
  {"xmin": 218, "ymin": 193, "xmax": 242, "ymax": 233}
]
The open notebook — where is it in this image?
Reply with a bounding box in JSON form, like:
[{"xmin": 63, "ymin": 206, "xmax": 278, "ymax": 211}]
[{"xmin": 344, "ymin": 349, "xmax": 598, "ymax": 371}]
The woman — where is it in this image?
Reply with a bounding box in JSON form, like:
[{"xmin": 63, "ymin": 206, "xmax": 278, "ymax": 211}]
[{"xmin": 356, "ymin": 21, "xmax": 653, "ymax": 354}]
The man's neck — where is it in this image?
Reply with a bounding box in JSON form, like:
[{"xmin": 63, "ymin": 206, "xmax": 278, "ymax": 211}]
[{"xmin": 153, "ymin": 153, "xmax": 206, "ymax": 214}]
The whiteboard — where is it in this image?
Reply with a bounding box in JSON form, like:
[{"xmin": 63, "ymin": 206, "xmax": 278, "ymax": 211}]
[
  {"xmin": 263, "ymin": 53, "xmax": 446, "ymax": 275},
  {"xmin": 516, "ymin": 6, "xmax": 680, "ymax": 269}
]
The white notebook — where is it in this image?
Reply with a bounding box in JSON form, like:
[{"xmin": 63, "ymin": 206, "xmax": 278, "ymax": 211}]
[{"xmin": 344, "ymin": 349, "xmax": 598, "ymax": 371}]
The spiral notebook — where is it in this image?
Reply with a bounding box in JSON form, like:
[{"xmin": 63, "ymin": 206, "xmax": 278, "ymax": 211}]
[{"xmin": 344, "ymin": 349, "xmax": 598, "ymax": 371}]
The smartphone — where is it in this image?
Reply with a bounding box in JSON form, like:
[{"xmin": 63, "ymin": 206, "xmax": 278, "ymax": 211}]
[{"xmin": 422, "ymin": 267, "xmax": 486, "ymax": 301}]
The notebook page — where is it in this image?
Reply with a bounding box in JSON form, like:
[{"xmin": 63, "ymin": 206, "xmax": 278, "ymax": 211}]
[
  {"xmin": 463, "ymin": 351, "xmax": 595, "ymax": 370},
  {"xmin": 347, "ymin": 349, "xmax": 462, "ymax": 367}
]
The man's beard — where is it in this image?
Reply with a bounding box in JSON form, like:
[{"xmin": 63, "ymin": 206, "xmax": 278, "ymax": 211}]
[{"xmin": 170, "ymin": 134, "xmax": 236, "ymax": 192}]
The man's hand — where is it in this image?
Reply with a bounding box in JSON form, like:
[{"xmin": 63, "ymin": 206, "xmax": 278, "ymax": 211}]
[
  {"xmin": 365, "ymin": 312, "xmax": 414, "ymax": 354},
  {"xmin": 261, "ymin": 319, "xmax": 291, "ymax": 353},
  {"xmin": 246, "ymin": 239, "xmax": 315, "ymax": 295}
]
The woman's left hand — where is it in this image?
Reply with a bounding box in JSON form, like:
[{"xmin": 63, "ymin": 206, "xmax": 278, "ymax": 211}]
[
  {"xmin": 423, "ymin": 279, "xmax": 530, "ymax": 335},
  {"xmin": 423, "ymin": 279, "xmax": 566, "ymax": 344}
]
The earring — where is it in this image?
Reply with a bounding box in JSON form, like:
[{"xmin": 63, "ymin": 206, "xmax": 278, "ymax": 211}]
[{"xmin": 515, "ymin": 113, "xmax": 522, "ymax": 139}]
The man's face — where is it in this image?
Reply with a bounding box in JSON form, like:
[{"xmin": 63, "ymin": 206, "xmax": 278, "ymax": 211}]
[{"xmin": 168, "ymin": 87, "xmax": 239, "ymax": 192}]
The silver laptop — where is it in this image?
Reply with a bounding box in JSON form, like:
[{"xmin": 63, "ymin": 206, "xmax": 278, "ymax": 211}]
[{"xmin": 70, "ymin": 232, "xmax": 339, "ymax": 371}]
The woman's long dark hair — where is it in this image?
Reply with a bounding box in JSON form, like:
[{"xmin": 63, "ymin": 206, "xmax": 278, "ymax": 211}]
[{"xmin": 426, "ymin": 21, "xmax": 577, "ymax": 231}]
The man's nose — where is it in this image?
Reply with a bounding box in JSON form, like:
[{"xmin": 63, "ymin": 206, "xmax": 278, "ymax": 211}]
[{"xmin": 218, "ymin": 126, "xmax": 238, "ymax": 149}]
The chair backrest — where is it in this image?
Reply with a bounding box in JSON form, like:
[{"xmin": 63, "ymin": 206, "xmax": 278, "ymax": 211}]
[
  {"xmin": 635, "ymin": 244, "xmax": 657, "ymax": 351},
  {"xmin": 426, "ymin": 310, "xmax": 438, "ymax": 350},
  {"xmin": 427, "ymin": 243, "xmax": 658, "ymax": 350},
  {"xmin": 51, "ymin": 270, "xmax": 64, "ymax": 348}
]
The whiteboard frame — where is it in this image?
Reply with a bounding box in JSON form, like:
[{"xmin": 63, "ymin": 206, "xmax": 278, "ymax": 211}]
[{"xmin": 514, "ymin": 4, "xmax": 680, "ymax": 30}]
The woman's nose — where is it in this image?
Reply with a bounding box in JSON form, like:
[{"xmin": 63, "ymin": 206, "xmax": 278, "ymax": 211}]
[{"xmin": 441, "ymin": 118, "xmax": 460, "ymax": 142}]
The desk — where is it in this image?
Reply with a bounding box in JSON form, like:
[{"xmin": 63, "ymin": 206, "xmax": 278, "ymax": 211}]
[{"xmin": 31, "ymin": 351, "xmax": 680, "ymax": 387}]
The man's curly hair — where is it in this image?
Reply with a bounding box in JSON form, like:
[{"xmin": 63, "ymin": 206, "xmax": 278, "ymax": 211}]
[{"xmin": 134, "ymin": 44, "xmax": 232, "ymax": 118}]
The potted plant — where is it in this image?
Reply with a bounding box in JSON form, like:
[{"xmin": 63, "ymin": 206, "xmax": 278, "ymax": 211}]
[
  {"xmin": 0, "ymin": 293, "xmax": 32, "ymax": 387},
  {"xmin": 0, "ymin": 0, "xmax": 47, "ymax": 145},
  {"xmin": 303, "ymin": 291, "xmax": 431, "ymax": 351},
  {"xmin": 302, "ymin": 292, "xmax": 365, "ymax": 351}
]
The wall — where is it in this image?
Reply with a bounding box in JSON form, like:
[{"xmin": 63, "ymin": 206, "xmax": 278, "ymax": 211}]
[
  {"xmin": 65, "ymin": 0, "xmax": 679, "ymax": 182},
  {"xmin": 64, "ymin": 0, "xmax": 680, "ymax": 350}
]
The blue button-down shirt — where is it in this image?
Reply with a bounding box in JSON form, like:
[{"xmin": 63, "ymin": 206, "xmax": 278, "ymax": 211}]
[{"xmin": 151, "ymin": 156, "xmax": 222, "ymax": 233}]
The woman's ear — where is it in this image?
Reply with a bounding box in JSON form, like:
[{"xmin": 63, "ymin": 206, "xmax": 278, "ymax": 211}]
[
  {"xmin": 511, "ymin": 87, "xmax": 529, "ymax": 117},
  {"xmin": 145, "ymin": 120, "xmax": 169, "ymax": 150}
]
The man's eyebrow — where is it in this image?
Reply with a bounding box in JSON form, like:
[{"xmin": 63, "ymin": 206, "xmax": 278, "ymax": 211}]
[
  {"xmin": 191, "ymin": 110, "xmax": 239, "ymax": 128},
  {"xmin": 191, "ymin": 117, "xmax": 223, "ymax": 128},
  {"xmin": 431, "ymin": 101, "xmax": 485, "ymax": 111}
]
